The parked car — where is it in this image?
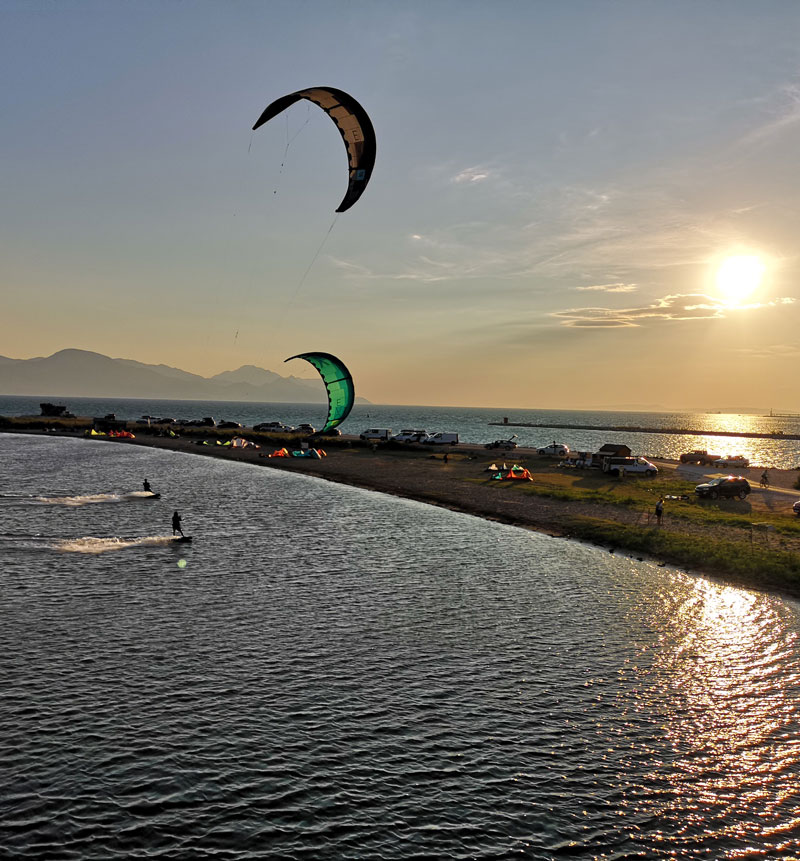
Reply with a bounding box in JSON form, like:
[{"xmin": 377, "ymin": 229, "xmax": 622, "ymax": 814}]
[
  {"xmin": 360, "ymin": 428, "xmax": 392, "ymax": 441},
  {"xmin": 217, "ymin": 421, "xmax": 242, "ymax": 429},
  {"xmin": 423, "ymin": 432, "xmax": 459, "ymax": 445},
  {"xmin": 793, "ymin": 500, "xmax": 800, "ymax": 516},
  {"xmin": 485, "ymin": 435, "xmax": 518, "ymax": 450},
  {"xmin": 713, "ymin": 455, "xmax": 750, "ymax": 468},
  {"xmin": 254, "ymin": 421, "xmax": 294, "ymax": 432},
  {"xmin": 695, "ymin": 475, "xmax": 751, "ymax": 500},
  {"xmin": 391, "ymin": 429, "xmax": 429, "ymax": 443},
  {"xmin": 290, "ymin": 424, "xmax": 316, "ymax": 434},
  {"xmin": 679, "ymin": 450, "xmax": 721, "ymax": 465},
  {"xmin": 602, "ymin": 456, "xmax": 658, "ymax": 477},
  {"xmin": 314, "ymin": 427, "xmax": 341, "ymax": 436},
  {"xmin": 538, "ymin": 442, "xmax": 570, "ymax": 457}
]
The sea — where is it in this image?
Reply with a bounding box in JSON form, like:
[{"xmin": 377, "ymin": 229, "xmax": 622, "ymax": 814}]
[
  {"xmin": 3, "ymin": 394, "xmax": 800, "ymax": 468},
  {"xmin": 3, "ymin": 400, "xmax": 800, "ymax": 858}
]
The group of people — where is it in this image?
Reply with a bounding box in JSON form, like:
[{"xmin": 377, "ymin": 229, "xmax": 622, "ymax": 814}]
[{"xmin": 142, "ymin": 478, "xmax": 185, "ymax": 537}]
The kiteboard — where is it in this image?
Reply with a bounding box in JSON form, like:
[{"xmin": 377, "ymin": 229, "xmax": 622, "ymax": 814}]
[
  {"xmin": 146, "ymin": 493, "xmax": 161, "ymax": 500},
  {"xmin": 173, "ymin": 535, "xmax": 192, "ymax": 543}
]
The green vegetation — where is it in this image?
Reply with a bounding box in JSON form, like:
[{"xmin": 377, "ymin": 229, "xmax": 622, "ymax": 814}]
[
  {"xmin": 473, "ymin": 460, "xmax": 800, "ymax": 534},
  {"xmin": 564, "ymin": 515, "xmax": 800, "ymax": 592}
]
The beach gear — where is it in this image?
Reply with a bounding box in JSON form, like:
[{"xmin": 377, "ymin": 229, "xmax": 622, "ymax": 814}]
[
  {"xmin": 252, "ymin": 86, "xmax": 376, "ymax": 213},
  {"xmin": 231, "ymin": 437, "xmax": 259, "ymax": 449},
  {"xmin": 491, "ymin": 465, "xmax": 534, "ymax": 481}
]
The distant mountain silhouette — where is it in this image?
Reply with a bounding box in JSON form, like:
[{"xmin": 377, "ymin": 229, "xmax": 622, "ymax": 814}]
[{"xmin": 0, "ymin": 349, "xmax": 370, "ymax": 404}]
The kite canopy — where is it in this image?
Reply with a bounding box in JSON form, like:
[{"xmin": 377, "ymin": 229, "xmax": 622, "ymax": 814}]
[
  {"xmin": 253, "ymin": 86, "xmax": 376, "ymax": 213},
  {"xmin": 285, "ymin": 352, "xmax": 354, "ymax": 434}
]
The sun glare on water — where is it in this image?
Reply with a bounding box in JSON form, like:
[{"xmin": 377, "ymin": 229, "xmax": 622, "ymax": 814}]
[{"xmin": 715, "ymin": 255, "xmax": 765, "ymax": 306}]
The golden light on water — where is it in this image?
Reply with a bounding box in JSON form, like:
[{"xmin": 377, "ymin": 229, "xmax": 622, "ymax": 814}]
[
  {"xmin": 638, "ymin": 577, "xmax": 800, "ymax": 839},
  {"xmin": 715, "ymin": 255, "xmax": 765, "ymax": 306}
]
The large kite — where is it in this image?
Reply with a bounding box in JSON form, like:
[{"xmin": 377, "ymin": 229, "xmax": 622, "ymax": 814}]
[
  {"xmin": 285, "ymin": 352, "xmax": 354, "ymax": 434},
  {"xmin": 253, "ymin": 86, "xmax": 376, "ymax": 213}
]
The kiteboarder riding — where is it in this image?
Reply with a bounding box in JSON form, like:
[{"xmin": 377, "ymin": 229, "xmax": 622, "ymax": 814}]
[
  {"xmin": 143, "ymin": 478, "xmax": 152, "ymax": 493},
  {"xmin": 172, "ymin": 510, "xmax": 184, "ymax": 536}
]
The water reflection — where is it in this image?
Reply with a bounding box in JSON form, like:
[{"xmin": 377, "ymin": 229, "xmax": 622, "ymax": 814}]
[{"xmin": 639, "ymin": 578, "xmax": 800, "ymax": 846}]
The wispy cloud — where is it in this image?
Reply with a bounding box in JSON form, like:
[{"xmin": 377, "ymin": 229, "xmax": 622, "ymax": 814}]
[
  {"xmin": 575, "ymin": 282, "xmax": 638, "ymax": 293},
  {"xmin": 736, "ymin": 81, "xmax": 800, "ymax": 150},
  {"xmin": 451, "ymin": 166, "xmax": 492, "ymax": 184},
  {"xmin": 554, "ymin": 293, "xmax": 795, "ymax": 328},
  {"xmin": 735, "ymin": 343, "xmax": 800, "ymax": 360}
]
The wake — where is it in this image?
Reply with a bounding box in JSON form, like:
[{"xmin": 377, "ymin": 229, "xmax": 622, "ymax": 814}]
[
  {"xmin": 55, "ymin": 535, "xmax": 182, "ymax": 554},
  {"xmin": 34, "ymin": 491, "xmax": 158, "ymax": 507}
]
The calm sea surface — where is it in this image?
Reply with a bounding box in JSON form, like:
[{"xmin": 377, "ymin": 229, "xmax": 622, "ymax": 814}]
[
  {"xmin": 3, "ymin": 395, "xmax": 800, "ymax": 468},
  {"xmin": 3, "ymin": 432, "xmax": 800, "ymax": 859}
]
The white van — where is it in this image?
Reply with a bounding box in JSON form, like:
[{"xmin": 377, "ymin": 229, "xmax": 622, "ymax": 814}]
[
  {"xmin": 602, "ymin": 456, "xmax": 658, "ymax": 476},
  {"xmin": 360, "ymin": 428, "xmax": 392, "ymax": 441},
  {"xmin": 423, "ymin": 432, "xmax": 459, "ymax": 445}
]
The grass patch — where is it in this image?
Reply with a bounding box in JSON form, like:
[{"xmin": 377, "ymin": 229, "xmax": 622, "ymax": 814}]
[{"xmin": 565, "ymin": 515, "xmax": 800, "ymax": 591}]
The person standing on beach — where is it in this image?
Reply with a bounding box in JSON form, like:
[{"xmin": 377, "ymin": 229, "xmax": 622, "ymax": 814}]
[
  {"xmin": 655, "ymin": 497, "xmax": 664, "ymax": 526},
  {"xmin": 172, "ymin": 510, "xmax": 184, "ymax": 536}
]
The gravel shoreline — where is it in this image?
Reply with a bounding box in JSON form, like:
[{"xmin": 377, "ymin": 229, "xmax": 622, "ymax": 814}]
[
  {"xmin": 7, "ymin": 429, "xmax": 800, "ymax": 593},
  {"xmin": 113, "ymin": 433, "xmax": 800, "ymax": 550}
]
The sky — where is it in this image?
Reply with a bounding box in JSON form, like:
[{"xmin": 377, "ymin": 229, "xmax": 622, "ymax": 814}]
[{"xmin": 2, "ymin": 0, "xmax": 800, "ymax": 411}]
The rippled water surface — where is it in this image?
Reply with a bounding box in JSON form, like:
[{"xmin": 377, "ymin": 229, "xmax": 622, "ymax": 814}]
[{"xmin": 3, "ymin": 433, "xmax": 800, "ymax": 859}]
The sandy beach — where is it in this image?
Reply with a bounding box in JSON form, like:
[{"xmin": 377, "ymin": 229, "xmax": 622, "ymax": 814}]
[
  {"xmin": 115, "ymin": 431, "xmax": 800, "ymax": 516},
  {"xmin": 78, "ymin": 431, "xmax": 800, "ymax": 585},
  {"xmin": 5, "ymin": 424, "xmax": 800, "ymax": 592}
]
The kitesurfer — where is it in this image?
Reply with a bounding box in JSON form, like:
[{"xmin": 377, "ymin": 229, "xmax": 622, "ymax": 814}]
[
  {"xmin": 172, "ymin": 510, "xmax": 184, "ymax": 536},
  {"xmin": 143, "ymin": 478, "xmax": 152, "ymax": 493}
]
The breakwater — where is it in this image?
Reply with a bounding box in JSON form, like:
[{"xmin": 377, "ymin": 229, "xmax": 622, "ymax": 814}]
[{"xmin": 489, "ymin": 421, "xmax": 800, "ymax": 441}]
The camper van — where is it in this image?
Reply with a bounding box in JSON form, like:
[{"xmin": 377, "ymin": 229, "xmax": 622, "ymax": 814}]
[
  {"xmin": 360, "ymin": 428, "xmax": 392, "ymax": 441},
  {"xmin": 423, "ymin": 432, "xmax": 459, "ymax": 445},
  {"xmin": 602, "ymin": 456, "xmax": 658, "ymax": 477}
]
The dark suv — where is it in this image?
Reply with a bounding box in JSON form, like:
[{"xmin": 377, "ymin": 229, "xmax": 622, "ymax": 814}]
[{"xmin": 694, "ymin": 475, "xmax": 751, "ymax": 500}]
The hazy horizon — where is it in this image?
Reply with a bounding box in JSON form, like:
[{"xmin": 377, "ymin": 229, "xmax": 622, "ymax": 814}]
[
  {"xmin": 0, "ymin": 347, "xmax": 784, "ymax": 416},
  {"xmin": 2, "ymin": 2, "xmax": 798, "ymax": 411}
]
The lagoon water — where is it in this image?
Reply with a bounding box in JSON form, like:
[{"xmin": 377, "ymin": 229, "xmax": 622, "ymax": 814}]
[{"xmin": 3, "ymin": 431, "xmax": 800, "ymax": 858}]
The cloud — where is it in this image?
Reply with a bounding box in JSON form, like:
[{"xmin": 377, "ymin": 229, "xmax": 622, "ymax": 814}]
[
  {"xmin": 736, "ymin": 81, "xmax": 800, "ymax": 150},
  {"xmin": 575, "ymin": 282, "xmax": 638, "ymax": 293},
  {"xmin": 554, "ymin": 293, "xmax": 795, "ymax": 328},
  {"xmin": 735, "ymin": 343, "xmax": 800, "ymax": 360},
  {"xmin": 451, "ymin": 166, "xmax": 491, "ymax": 184}
]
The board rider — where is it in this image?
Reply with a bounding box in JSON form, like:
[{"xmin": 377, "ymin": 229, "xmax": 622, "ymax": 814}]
[
  {"xmin": 143, "ymin": 478, "xmax": 152, "ymax": 493},
  {"xmin": 172, "ymin": 510, "xmax": 184, "ymax": 536}
]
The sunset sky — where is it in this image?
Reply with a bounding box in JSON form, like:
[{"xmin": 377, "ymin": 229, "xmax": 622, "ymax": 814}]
[{"xmin": 2, "ymin": 0, "xmax": 799, "ymax": 410}]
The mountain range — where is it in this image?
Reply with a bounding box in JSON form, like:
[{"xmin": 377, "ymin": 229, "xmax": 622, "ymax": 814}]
[{"xmin": 0, "ymin": 349, "xmax": 370, "ymax": 404}]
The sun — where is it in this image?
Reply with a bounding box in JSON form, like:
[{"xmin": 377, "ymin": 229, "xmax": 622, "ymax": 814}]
[{"xmin": 715, "ymin": 255, "xmax": 765, "ymax": 305}]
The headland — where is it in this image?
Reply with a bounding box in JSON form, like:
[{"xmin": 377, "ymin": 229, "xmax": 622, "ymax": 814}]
[{"xmin": 3, "ymin": 414, "xmax": 800, "ymax": 597}]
